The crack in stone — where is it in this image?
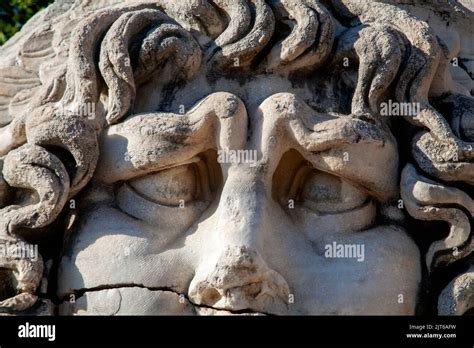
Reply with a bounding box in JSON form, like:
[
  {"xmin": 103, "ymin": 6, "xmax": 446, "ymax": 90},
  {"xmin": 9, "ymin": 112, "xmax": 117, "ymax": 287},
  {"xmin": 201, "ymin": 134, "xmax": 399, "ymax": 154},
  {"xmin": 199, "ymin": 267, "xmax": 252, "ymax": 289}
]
[
  {"xmin": 58, "ymin": 283, "xmax": 272, "ymax": 315},
  {"xmin": 57, "ymin": 283, "xmax": 182, "ymax": 303}
]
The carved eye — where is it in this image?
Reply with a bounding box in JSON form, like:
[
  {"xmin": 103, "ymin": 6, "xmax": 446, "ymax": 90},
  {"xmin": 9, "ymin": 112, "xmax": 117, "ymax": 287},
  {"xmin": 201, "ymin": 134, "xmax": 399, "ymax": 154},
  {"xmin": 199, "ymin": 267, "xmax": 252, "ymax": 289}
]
[
  {"xmin": 273, "ymin": 149, "xmax": 369, "ymax": 214},
  {"xmin": 129, "ymin": 164, "xmax": 199, "ymax": 206},
  {"xmin": 116, "ymin": 150, "xmax": 222, "ymax": 228},
  {"xmin": 300, "ymin": 171, "xmax": 368, "ymax": 213}
]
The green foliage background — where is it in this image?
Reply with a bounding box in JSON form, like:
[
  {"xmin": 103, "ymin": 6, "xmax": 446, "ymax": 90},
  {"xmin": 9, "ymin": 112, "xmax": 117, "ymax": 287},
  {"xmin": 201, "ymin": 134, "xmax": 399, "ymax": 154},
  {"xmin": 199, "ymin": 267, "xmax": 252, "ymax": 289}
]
[{"xmin": 0, "ymin": 0, "xmax": 54, "ymax": 45}]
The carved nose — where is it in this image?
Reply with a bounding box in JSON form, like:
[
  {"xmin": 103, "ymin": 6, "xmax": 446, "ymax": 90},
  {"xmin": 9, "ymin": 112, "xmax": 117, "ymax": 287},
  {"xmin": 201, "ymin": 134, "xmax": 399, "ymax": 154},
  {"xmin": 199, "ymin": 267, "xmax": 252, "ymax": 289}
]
[
  {"xmin": 188, "ymin": 245, "xmax": 290, "ymax": 314},
  {"xmin": 188, "ymin": 169, "xmax": 290, "ymax": 313}
]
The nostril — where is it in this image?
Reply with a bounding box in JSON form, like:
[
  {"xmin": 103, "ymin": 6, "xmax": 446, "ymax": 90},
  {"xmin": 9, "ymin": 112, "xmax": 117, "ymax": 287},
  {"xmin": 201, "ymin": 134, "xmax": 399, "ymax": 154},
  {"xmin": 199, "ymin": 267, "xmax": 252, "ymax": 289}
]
[{"xmin": 200, "ymin": 288, "xmax": 222, "ymax": 305}]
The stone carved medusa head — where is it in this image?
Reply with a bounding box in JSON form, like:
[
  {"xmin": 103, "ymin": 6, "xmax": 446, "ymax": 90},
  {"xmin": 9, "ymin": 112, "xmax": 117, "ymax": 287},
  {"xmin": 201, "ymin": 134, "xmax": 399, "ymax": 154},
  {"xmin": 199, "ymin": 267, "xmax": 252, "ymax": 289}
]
[{"xmin": 0, "ymin": 0, "xmax": 472, "ymax": 316}]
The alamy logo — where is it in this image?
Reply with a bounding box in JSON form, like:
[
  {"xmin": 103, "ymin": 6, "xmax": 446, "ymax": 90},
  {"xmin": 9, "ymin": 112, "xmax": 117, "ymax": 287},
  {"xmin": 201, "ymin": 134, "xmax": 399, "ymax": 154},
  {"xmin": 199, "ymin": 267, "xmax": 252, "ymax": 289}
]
[
  {"xmin": 380, "ymin": 99, "xmax": 420, "ymax": 116},
  {"xmin": 57, "ymin": 101, "xmax": 95, "ymax": 119},
  {"xmin": 324, "ymin": 242, "xmax": 365, "ymax": 262},
  {"xmin": 217, "ymin": 149, "xmax": 258, "ymax": 167},
  {"xmin": 18, "ymin": 322, "xmax": 56, "ymax": 341},
  {"xmin": 0, "ymin": 241, "xmax": 38, "ymax": 262}
]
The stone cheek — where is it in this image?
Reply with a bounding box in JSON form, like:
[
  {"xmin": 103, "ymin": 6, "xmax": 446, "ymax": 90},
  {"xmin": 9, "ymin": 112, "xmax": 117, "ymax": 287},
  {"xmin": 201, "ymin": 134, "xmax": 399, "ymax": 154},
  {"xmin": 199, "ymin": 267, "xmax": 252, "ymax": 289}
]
[{"xmin": 0, "ymin": 0, "xmax": 472, "ymax": 315}]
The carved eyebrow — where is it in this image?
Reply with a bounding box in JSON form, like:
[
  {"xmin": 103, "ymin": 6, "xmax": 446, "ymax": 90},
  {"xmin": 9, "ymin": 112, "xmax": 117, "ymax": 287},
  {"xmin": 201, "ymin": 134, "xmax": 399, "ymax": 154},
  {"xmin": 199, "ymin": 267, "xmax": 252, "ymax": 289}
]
[
  {"xmin": 255, "ymin": 93, "xmax": 398, "ymax": 200},
  {"xmin": 95, "ymin": 92, "xmax": 247, "ymax": 183},
  {"xmin": 96, "ymin": 91, "xmax": 397, "ymax": 200}
]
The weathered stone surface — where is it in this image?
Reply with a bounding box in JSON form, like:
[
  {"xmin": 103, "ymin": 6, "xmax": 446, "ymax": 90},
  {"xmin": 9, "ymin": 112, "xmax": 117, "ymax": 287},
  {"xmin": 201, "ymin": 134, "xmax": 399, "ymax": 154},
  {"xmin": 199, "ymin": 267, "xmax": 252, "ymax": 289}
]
[
  {"xmin": 60, "ymin": 287, "xmax": 195, "ymax": 315},
  {"xmin": 0, "ymin": 0, "xmax": 472, "ymax": 315},
  {"xmin": 438, "ymin": 267, "xmax": 474, "ymax": 315}
]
